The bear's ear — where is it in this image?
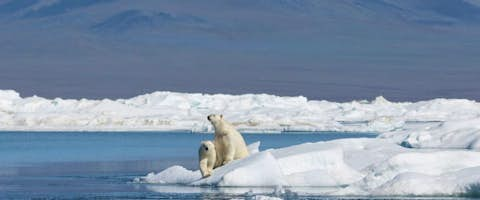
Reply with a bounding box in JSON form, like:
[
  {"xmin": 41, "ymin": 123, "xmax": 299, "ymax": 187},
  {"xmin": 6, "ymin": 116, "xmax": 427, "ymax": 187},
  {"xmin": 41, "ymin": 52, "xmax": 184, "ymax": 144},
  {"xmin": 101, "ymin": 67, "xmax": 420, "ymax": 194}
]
[{"xmin": 220, "ymin": 114, "xmax": 223, "ymax": 119}]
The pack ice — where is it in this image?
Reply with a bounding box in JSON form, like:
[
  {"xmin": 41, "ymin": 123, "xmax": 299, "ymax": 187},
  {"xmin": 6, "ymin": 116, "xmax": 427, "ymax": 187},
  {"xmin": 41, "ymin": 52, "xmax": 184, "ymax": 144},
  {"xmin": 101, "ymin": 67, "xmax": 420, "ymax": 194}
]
[{"xmin": 1, "ymin": 89, "xmax": 480, "ymax": 133}]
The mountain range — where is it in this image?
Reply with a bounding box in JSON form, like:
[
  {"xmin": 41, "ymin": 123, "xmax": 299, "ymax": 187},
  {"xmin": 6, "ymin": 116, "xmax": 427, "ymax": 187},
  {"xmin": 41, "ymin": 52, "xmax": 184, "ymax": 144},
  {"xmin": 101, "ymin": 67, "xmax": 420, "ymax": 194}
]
[{"xmin": 1, "ymin": 0, "xmax": 480, "ymax": 101}]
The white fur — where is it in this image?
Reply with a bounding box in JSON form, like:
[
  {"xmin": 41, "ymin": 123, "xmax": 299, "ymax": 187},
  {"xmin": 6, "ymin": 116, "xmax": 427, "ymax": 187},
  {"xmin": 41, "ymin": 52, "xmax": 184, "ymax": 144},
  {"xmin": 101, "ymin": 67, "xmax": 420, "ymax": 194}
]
[
  {"xmin": 208, "ymin": 114, "xmax": 249, "ymax": 166},
  {"xmin": 198, "ymin": 140, "xmax": 216, "ymax": 177}
]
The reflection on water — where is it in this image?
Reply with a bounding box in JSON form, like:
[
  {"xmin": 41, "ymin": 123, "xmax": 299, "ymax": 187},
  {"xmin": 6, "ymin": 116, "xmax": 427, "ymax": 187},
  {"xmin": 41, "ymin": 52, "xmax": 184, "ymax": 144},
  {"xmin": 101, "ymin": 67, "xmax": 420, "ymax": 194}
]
[{"xmin": 144, "ymin": 184, "xmax": 340, "ymax": 196}]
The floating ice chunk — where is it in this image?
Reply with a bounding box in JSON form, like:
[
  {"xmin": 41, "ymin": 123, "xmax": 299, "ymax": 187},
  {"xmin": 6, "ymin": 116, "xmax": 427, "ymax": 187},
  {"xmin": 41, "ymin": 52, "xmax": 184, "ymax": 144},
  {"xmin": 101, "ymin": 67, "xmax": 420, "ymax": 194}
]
[{"xmin": 137, "ymin": 165, "xmax": 201, "ymax": 184}]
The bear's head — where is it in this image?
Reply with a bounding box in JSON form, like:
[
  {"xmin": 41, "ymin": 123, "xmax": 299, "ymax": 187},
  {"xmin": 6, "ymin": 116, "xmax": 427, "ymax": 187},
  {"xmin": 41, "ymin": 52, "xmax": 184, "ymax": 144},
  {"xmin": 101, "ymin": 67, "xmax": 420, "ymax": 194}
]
[
  {"xmin": 200, "ymin": 140, "xmax": 215, "ymax": 154},
  {"xmin": 207, "ymin": 114, "xmax": 223, "ymax": 127}
]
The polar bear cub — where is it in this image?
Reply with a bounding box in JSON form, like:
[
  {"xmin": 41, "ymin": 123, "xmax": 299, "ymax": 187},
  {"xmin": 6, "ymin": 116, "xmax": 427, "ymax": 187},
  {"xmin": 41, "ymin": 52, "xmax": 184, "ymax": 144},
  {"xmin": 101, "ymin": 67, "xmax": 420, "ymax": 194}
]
[
  {"xmin": 207, "ymin": 114, "xmax": 249, "ymax": 166},
  {"xmin": 198, "ymin": 140, "xmax": 216, "ymax": 177}
]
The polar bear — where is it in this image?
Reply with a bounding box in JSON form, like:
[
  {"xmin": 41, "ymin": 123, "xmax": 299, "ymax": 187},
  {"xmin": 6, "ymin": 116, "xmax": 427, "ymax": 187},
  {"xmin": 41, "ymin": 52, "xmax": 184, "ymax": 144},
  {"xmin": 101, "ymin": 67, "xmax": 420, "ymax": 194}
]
[
  {"xmin": 207, "ymin": 114, "xmax": 249, "ymax": 166},
  {"xmin": 198, "ymin": 140, "xmax": 216, "ymax": 177}
]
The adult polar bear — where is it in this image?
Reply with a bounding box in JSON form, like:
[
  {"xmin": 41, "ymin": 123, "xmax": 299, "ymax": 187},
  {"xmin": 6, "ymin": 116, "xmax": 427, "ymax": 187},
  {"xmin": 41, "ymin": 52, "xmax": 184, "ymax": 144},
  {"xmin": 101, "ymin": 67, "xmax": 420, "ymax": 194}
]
[{"xmin": 207, "ymin": 114, "xmax": 249, "ymax": 166}]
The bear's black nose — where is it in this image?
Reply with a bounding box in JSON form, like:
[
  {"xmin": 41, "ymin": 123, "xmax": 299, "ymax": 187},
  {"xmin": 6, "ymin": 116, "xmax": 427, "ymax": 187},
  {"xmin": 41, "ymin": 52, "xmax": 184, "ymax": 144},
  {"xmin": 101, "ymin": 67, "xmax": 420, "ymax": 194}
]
[
  {"xmin": 205, "ymin": 147, "xmax": 208, "ymax": 151},
  {"xmin": 207, "ymin": 116, "xmax": 211, "ymax": 121}
]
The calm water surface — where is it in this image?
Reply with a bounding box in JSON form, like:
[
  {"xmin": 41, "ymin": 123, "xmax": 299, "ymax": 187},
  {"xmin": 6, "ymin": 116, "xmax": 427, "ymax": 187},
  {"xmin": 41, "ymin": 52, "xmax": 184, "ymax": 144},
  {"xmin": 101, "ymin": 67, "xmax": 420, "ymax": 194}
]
[{"xmin": 0, "ymin": 131, "xmax": 467, "ymax": 199}]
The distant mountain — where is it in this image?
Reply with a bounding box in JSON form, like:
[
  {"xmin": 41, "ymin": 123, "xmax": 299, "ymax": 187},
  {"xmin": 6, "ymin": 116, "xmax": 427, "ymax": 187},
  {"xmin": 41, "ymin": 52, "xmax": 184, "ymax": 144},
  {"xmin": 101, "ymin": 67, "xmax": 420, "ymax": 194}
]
[
  {"xmin": 91, "ymin": 9, "xmax": 208, "ymax": 33},
  {"xmin": 22, "ymin": 0, "xmax": 113, "ymax": 18},
  {"xmin": 1, "ymin": 0, "xmax": 480, "ymax": 101}
]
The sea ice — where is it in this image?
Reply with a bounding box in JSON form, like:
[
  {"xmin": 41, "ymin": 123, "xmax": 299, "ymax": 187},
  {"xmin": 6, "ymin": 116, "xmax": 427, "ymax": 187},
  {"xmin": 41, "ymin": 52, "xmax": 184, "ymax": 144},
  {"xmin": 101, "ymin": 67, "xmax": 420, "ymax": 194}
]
[
  {"xmin": 2, "ymin": 90, "xmax": 480, "ymax": 137},
  {"xmin": 380, "ymin": 118, "xmax": 480, "ymax": 150},
  {"xmin": 138, "ymin": 140, "xmax": 480, "ymax": 196}
]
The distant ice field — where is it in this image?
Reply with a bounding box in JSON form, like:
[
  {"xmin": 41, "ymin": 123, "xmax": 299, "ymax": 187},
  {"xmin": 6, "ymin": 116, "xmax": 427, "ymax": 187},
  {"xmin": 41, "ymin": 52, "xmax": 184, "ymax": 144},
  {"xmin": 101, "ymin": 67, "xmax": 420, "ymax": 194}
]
[{"xmin": 1, "ymin": 89, "xmax": 479, "ymax": 133}]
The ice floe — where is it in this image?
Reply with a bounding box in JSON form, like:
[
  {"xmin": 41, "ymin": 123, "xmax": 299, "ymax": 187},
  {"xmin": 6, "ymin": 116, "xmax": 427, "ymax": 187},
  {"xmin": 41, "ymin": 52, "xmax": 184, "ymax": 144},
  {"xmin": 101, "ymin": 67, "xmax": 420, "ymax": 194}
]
[{"xmin": 137, "ymin": 140, "xmax": 480, "ymax": 196}]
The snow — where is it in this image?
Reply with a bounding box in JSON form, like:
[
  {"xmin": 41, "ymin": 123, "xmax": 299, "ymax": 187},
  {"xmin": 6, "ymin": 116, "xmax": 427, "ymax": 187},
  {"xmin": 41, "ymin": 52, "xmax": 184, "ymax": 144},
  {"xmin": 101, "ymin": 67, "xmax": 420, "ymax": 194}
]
[
  {"xmin": 137, "ymin": 139, "xmax": 480, "ymax": 196},
  {"xmin": 380, "ymin": 118, "xmax": 480, "ymax": 150},
  {"xmin": 271, "ymin": 143, "xmax": 363, "ymax": 186},
  {"xmin": 340, "ymin": 150, "xmax": 480, "ymax": 196},
  {"xmin": 1, "ymin": 90, "xmax": 480, "ymax": 136}
]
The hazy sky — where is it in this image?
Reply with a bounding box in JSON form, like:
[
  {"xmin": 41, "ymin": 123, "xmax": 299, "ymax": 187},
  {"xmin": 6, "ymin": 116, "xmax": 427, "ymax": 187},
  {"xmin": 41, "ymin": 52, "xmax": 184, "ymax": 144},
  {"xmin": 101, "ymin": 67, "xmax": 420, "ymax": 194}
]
[{"xmin": 1, "ymin": 0, "xmax": 480, "ymax": 101}]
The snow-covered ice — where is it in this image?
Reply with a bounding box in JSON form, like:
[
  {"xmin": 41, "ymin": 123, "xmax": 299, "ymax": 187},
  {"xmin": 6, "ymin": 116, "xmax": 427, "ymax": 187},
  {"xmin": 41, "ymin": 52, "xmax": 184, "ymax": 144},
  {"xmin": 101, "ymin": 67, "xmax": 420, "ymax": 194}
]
[
  {"xmin": 1, "ymin": 89, "xmax": 480, "ymax": 135},
  {"xmin": 380, "ymin": 118, "xmax": 480, "ymax": 150},
  {"xmin": 137, "ymin": 139, "xmax": 480, "ymax": 196}
]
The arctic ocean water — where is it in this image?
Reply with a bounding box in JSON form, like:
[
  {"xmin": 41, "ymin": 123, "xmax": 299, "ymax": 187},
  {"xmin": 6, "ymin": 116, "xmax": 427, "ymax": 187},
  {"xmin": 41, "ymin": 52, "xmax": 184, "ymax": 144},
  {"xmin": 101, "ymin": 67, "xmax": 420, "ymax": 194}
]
[{"xmin": 0, "ymin": 132, "xmax": 472, "ymax": 199}]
